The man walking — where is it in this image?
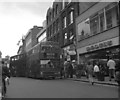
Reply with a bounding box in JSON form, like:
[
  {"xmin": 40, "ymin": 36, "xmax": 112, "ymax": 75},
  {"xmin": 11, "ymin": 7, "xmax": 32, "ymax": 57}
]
[
  {"xmin": 86, "ymin": 61, "xmax": 94, "ymax": 85},
  {"xmin": 68, "ymin": 61, "xmax": 73, "ymax": 78},
  {"xmin": 107, "ymin": 57, "xmax": 116, "ymax": 81}
]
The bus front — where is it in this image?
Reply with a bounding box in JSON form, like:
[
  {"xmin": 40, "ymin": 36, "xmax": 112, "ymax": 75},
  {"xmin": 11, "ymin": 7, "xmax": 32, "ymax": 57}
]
[{"xmin": 39, "ymin": 42, "xmax": 61, "ymax": 79}]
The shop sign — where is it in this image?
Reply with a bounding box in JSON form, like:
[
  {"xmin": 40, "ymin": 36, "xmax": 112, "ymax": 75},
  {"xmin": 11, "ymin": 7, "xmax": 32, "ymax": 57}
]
[
  {"xmin": 86, "ymin": 40, "xmax": 113, "ymax": 52},
  {"xmin": 67, "ymin": 50, "xmax": 76, "ymax": 55},
  {"xmin": 40, "ymin": 60, "xmax": 50, "ymax": 64}
]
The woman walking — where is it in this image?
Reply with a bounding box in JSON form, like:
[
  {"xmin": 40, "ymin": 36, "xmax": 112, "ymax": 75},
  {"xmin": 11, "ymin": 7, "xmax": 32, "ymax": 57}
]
[{"xmin": 86, "ymin": 61, "xmax": 94, "ymax": 85}]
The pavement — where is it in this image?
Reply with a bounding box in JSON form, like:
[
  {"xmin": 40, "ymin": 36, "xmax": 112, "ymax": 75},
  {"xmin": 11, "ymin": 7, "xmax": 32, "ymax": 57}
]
[
  {"xmin": 0, "ymin": 87, "xmax": 2, "ymax": 100},
  {"xmin": 68, "ymin": 75, "xmax": 119, "ymax": 86}
]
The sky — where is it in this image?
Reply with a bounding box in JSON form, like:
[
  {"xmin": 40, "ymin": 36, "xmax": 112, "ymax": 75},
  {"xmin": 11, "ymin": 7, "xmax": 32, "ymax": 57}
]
[{"xmin": 0, "ymin": 0, "xmax": 53, "ymax": 58}]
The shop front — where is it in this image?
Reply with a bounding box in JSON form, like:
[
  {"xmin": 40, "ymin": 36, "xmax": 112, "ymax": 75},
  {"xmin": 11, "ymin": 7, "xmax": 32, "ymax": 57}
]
[
  {"xmin": 63, "ymin": 44, "xmax": 77, "ymax": 61},
  {"xmin": 77, "ymin": 37, "xmax": 119, "ymax": 75}
]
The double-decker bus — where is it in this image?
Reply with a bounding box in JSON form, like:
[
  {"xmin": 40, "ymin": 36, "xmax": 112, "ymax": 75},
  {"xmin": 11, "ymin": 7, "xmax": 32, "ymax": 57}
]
[
  {"xmin": 10, "ymin": 54, "xmax": 26, "ymax": 77},
  {"xmin": 26, "ymin": 41, "xmax": 62, "ymax": 79}
]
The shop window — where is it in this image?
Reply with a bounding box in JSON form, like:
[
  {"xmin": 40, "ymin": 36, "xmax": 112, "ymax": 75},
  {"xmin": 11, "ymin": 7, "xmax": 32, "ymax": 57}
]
[{"xmin": 90, "ymin": 14, "xmax": 99, "ymax": 35}]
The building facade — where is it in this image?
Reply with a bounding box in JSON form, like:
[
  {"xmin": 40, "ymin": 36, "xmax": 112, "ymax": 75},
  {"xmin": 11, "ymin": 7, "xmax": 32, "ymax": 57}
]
[
  {"xmin": 17, "ymin": 45, "xmax": 23, "ymax": 54},
  {"xmin": 46, "ymin": 0, "xmax": 79, "ymax": 61},
  {"xmin": 36, "ymin": 20, "xmax": 47, "ymax": 43},
  {"xmin": 24, "ymin": 26, "xmax": 43, "ymax": 52},
  {"xmin": 76, "ymin": 2, "xmax": 119, "ymax": 65}
]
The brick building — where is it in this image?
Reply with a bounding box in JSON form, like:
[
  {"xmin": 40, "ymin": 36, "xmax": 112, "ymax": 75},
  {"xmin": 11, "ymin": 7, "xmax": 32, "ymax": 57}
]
[
  {"xmin": 24, "ymin": 26, "xmax": 43, "ymax": 52},
  {"xmin": 36, "ymin": 20, "xmax": 47, "ymax": 43},
  {"xmin": 46, "ymin": 0, "xmax": 79, "ymax": 61}
]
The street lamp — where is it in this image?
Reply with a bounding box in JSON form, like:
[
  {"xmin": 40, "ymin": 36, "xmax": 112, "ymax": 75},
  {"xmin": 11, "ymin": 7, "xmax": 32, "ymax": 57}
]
[{"xmin": 73, "ymin": 36, "xmax": 77, "ymax": 62}]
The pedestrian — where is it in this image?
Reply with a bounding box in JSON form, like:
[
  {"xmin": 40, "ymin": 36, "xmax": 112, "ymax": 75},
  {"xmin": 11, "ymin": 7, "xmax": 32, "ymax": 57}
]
[
  {"xmin": 107, "ymin": 57, "xmax": 116, "ymax": 81},
  {"xmin": 76, "ymin": 63, "xmax": 83, "ymax": 78},
  {"xmin": 72, "ymin": 60, "xmax": 77, "ymax": 78},
  {"xmin": 2, "ymin": 61, "xmax": 11, "ymax": 97},
  {"xmin": 60, "ymin": 67, "xmax": 64, "ymax": 79},
  {"xmin": 67, "ymin": 61, "xmax": 73, "ymax": 78},
  {"xmin": 115, "ymin": 60, "xmax": 120, "ymax": 86},
  {"xmin": 86, "ymin": 61, "xmax": 94, "ymax": 85},
  {"xmin": 93, "ymin": 61, "xmax": 100, "ymax": 80},
  {"xmin": 63, "ymin": 60, "xmax": 68, "ymax": 78}
]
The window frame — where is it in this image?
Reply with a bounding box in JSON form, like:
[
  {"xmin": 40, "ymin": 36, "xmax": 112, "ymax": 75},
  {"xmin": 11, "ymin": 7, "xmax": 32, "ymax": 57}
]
[{"xmin": 64, "ymin": 32, "xmax": 68, "ymax": 45}]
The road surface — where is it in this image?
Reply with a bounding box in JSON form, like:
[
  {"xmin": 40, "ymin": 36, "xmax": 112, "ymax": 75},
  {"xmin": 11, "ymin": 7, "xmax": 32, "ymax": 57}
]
[{"xmin": 5, "ymin": 77, "xmax": 119, "ymax": 98}]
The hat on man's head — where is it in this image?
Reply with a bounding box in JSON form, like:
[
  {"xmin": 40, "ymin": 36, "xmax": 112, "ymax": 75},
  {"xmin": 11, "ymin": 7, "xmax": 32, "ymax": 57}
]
[{"xmin": 72, "ymin": 60, "xmax": 75, "ymax": 63}]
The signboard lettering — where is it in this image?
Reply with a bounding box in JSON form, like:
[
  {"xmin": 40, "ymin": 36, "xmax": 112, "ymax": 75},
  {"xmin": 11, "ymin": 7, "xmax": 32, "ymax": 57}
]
[{"xmin": 86, "ymin": 40, "xmax": 113, "ymax": 52}]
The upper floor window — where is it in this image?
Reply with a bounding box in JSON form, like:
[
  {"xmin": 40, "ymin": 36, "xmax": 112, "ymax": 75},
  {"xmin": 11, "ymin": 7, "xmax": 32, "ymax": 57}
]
[
  {"xmin": 50, "ymin": 13, "xmax": 52, "ymax": 21},
  {"xmin": 105, "ymin": 2, "xmax": 118, "ymax": 29},
  {"xmin": 99, "ymin": 9, "xmax": 105, "ymax": 32},
  {"xmin": 57, "ymin": 34, "xmax": 59, "ymax": 42},
  {"xmin": 77, "ymin": 18, "xmax": 91, "ymax": 39},
  {"xmin": 69, "ymin": 30, "xmax": 74, "ymax": 43},
  {"xmin": 50, "ymin": 25, "xmax": 52, "ymax": 36},
  {"xmin": 48, "ymin": 28, "xmax": 50, "ymax": 38},
  {"xmin": 64, "ymin": 32, "xmax": 68, "ymax": 45},
  {"xmin": 77, "ymin": 3, "xmax": 119, "ymax": 41},
  {"xmin": 63, "ymin": 16, "xmax": 67, "ymax": 28},
  {"xmin": 106, "ymin": 8, "xmax": 112, "ymax": 29},
  {"xmin": 56, "ymin": 5, "xmax": 58, "ymax": 15},
  {"xmin": 54, "ymin": 22, "xmax": 56, "ymax": 34},
  {"xmin": 47, "ymin": 16, "xmax": 49, "ymax": 24},
  {"xmin": 68, "ymin": 0, "xmax": 72, "ymax": 3},
  {"xmin": 53, "ymin": 23, "xmax": 55, "ymax": 34},
  {"xmin": 53, "ymin": 9, "xmax": 55, "ymax": 18},
  {"xmin": 90, "ymin": 13, "xmax": 99, "ymax": 35},
  {"xmin": 56, "ymin": 19, "xmax": 59, "ymax": 32},
  {"xmin": 69, "ymin": 11, "xmax": 73, "ymax": 24},
  {"xmin": 62, "ymin": 0, "xmax": 65, "ymax": 10}
]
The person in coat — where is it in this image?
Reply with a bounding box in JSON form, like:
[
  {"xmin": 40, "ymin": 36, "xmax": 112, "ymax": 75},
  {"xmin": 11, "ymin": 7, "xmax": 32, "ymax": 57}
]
[
  {"xmin": 67, "ymin": 61, "xmax": 73, "ymax": 78},
  {"xmin": 86, "ymin": 61, "xmax": 94, "ymax": 85},
  {"xmin": 107, "ymin": 57, "xmax": 116, "ymax": 81},
  {"xmin": 2, "ymin": 61, "xmax": 10, "ymax": 96},
  {"xmin": 115, "ymin": 60, "xmax": 120, "ymax": 86}
]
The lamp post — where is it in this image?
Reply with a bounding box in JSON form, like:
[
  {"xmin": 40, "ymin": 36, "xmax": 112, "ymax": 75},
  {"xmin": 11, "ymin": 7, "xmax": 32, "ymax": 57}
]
[{"xmin": 73, "ymin": 36, "xmax": 77, "ymax": 62}]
